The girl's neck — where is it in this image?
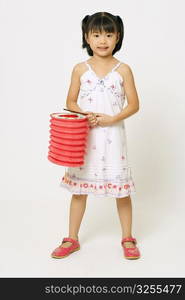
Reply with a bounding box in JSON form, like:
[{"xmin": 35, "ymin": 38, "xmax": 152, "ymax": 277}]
[{"xmin": 89, "ymin": 55, "xmax": 117, "ymax": 66}]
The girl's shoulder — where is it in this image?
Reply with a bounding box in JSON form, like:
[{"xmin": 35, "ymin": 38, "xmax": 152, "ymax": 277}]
[
  {"xmin": 117, "ymin": 62, "xmax": 134, "ymax": 81},
  {"xmin": 72, "ymin": 61, "xmax": 87, "ymax": 78}
]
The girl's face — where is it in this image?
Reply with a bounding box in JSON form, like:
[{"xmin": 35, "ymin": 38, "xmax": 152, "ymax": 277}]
[{"xmin": 85, "ymin": 30, "xmax": 119, "ymax": 57}]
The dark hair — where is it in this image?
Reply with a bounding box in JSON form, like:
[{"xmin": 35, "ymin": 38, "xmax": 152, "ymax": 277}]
[{"xmin": 82, "ymin": 12, "xmax": 124, "ymax": 56}]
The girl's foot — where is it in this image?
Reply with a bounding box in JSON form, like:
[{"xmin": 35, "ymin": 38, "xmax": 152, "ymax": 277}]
[
  {"xmin": 121, "ymin": 237, "xmax": 140, "ymax": 259},
  {"xmin": 51, "ymin": 237, "xmax": 80, "ymax": 258},
  {"xmin": 59, "ymin": 237, "xmax": 78, "ymax": 248},
  {"xmin": 123, "ymin": 241, "xmax": 136, "ymax": 248}
]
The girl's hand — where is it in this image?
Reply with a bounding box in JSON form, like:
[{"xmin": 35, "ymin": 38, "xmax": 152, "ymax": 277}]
[
  {"xmin": 84, "ymin": 111, "xmax": 98, "ymax": 128},
  {"xmin": 95, "ymin": 113, "xmax": 115, "ymax": 127}
]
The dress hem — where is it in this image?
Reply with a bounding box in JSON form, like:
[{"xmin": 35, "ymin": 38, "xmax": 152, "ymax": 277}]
[{"xmin": 59, "ymin": 180, "xmax": 136, "ymax": 198}]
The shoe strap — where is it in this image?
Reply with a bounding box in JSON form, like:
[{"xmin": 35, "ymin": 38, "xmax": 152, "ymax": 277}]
[
  {"xmin": 62, "ymin": 237, "xmax": 79, "ymax": 244},
  {"xmin": 122, "ymin": 237, "xmax": 137, "ymax": 245}
]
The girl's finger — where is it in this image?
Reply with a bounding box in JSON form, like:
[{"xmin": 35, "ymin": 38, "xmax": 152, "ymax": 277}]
[{"xmin": 87, "ymin": 114, "xmax": 94, "ymax": 119}]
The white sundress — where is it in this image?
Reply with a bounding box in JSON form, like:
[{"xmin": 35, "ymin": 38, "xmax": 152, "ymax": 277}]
[{"xmin": 60, "ymin": 60, "xmax": 136, "ymax": 198}]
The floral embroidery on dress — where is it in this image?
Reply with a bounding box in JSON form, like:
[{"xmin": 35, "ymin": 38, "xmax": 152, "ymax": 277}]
[
  {"xmin": 107, "ymin": 138, "xmax": 112, "ymax": 144},
  {"xmin": 107, "ymin": 84, "xmax": 124, "ymax": 102},
  {"xmin": 80, "ymin": 91, "xmax": 90, "ymax": 99},
  {"xmin": 80, "ymin": 77, "xmax": 97, "ymax": 97},
  {"xmin": 97, "ymin": 79, "xmax": 106, "ymax": 92},
  {"xmin": 88, "ymin": 97, "xmax": 94, "ymax": 103}
]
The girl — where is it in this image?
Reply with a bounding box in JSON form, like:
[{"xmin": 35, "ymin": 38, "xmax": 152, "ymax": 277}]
[{"xmin": 51, "ymin": 12, "xmax": 141, "ymax": 260}]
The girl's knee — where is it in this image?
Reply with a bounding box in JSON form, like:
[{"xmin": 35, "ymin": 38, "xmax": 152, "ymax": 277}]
[
  {"xmin": 116, "ymin": 195, "xmax": 131, "ymax": 201},
  {"xmin": 73, "ymin": 194, "xmax": 88, "ymax": 200}
]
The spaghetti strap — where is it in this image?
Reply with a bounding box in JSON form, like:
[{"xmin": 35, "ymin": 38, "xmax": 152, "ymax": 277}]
[
  {"xmin": 85, "ymin": 61, "xmax": 91, "ymax": 70},
  {"xmin": 112, "ymin": 61, "xmax": 122, "ymax": 72}
]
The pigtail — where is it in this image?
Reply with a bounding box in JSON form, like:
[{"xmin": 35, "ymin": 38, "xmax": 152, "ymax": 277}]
[
  {"xmin": 116, "ymin": 15, "xmax": 124, "ymax": 41},
  {"xmin": 82, "ymin": 15, "xmax": 90, "ymax": 49}
]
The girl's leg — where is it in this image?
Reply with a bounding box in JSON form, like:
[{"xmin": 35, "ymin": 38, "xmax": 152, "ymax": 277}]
[
  {"xmin": 60, "ymin": 194, "xmax": 88, "ymax": 248},
  {"xmin": 116, "ymin": 195, "xmax": 135, "ymax": 248}
]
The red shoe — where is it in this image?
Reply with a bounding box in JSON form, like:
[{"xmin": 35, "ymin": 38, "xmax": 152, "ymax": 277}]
[
  {"xmin": 51, "ymin": 237, "xmax": 80, "ymax": 258},
  {"xmin": 121, "ymin": 237, "xmax": 140, "ymax": 260}
]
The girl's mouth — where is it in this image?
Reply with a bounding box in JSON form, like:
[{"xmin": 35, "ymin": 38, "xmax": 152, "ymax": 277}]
[{"xmin": 97, "ymin": 47, "xmax": 109, "ymax": 50}]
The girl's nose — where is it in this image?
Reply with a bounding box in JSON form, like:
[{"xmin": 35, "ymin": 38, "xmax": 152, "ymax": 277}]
[
  {"xmin": 99, "ymin": 36, "xmax": 106, "ymax": 43},
  {"xmin": 100, "ymin": 38, "xmax": 106, "ymax": 43}
]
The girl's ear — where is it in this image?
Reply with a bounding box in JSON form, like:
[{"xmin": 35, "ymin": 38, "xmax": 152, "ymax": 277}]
[
  {"xmin": 85, "ymin": 33, "xmax": 89, "ymax": 44},
  {"xmin": 116, "ymin": 32, "xmax": 120, "ymax": 43}
]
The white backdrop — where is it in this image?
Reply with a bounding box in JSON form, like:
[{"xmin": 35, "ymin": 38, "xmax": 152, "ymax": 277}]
[{"xmin": 1, "ymin": 0, "xmax": 185, "ymax": 277}]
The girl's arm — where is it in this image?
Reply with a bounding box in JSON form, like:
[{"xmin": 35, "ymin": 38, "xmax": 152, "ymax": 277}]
[
  {"xmin": 112, "ymin": 64, "xmax": 140, "ymax": 123},
  {"xmin": 65, "ymin": 64, "xmax": 84, "ymax": 113}
]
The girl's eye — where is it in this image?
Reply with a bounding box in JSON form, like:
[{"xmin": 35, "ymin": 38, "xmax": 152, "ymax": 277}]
[{"xmin": 93, "ymin": 33, "xmax": 113, "ymax": 37}]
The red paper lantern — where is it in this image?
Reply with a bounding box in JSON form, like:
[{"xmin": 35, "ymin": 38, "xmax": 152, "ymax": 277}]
[{"xmin": 48, "ymin": 112, "xmax": 89, "ymax": 167}]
